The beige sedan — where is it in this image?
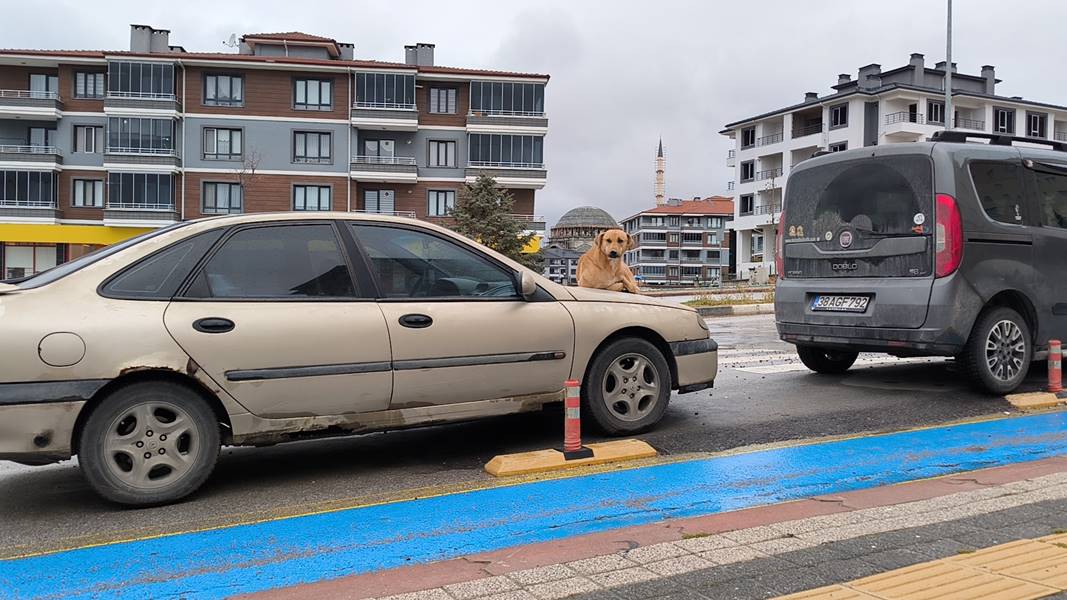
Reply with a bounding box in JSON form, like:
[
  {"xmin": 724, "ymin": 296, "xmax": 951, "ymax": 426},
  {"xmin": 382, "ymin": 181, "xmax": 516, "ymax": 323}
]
[{"xmin": 0, "ymin": 213, "xmax": 717, "ymax": 505}]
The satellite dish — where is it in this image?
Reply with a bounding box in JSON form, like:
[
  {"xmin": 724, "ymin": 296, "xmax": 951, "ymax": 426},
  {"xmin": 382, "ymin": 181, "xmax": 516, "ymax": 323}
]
[{"xmin": 223, "ymin": 33, "xmax": 237, "ymax": 48}]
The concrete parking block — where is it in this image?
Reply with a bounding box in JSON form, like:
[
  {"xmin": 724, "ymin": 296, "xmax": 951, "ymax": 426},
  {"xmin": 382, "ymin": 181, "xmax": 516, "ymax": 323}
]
[
  {"xmin": 484, "ymin": 440, "xmax": 657, "ymax": 477},
  {"xmin": 1006, "ymin": 392, "xmax": 1063, "ymax": 411}
]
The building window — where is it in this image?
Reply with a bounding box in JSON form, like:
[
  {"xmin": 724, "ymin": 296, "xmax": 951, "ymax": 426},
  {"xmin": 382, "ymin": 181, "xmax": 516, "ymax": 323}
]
[
  {"xmin": 29, "ymin": 73, "xmax": 58, "ymax": 98},
  {"xmin": 293, "ymin": 78, "xmax": 333, "ymax": 111},
  {"xmin": 927, "ymin": 100, "xmax": 945, "ymax": 125},
  {"xmin": 429, "ymin": 140, "xmax": 457, "ymax": 167},
  {"xmin": 470, "ymin": 81, "xmax": 545, "ymax": 116},
  {"xmin": 469, "ymin": 134, "xmax": 543, "ymax": 167},
  {"xmin": 73, "ymin": 125, "xmax": 101, "ymax": 153},
  {"xmin": 3, "ymin": 243, "xmax": 60, "ymax": 279},
  {"xmin": 740, "ymin": 161, "xmax": 755, "ymax": 183},
  {"xmin": 429, "ymin": 88, "xmax": 457, "ymax": 114},
  {"xmin": 203, "ymin": 127, "xmax": 243, "ymax": 160},
  {"xmin": 107, "ymin": 173, "xmax": 174, "ymax": 209},
  {"xmin": 202, "ymin": 182, "xmax": 243, "ymax": 214},
  {"xmin": 28, "ymin": 127, "xmax": 56, "ymax": 148},
  {"xmin": 74, "ymin": 72, "xmax": 104, "ymax": 99},
  {"xmin": 71, "ymin": 179, "xmax": 103, "ymax": 208},
  {"xmin": 428, "ymin": 190, "xmax": 456, "ymax": 216},
  {"xmin": 293, "ymin": 131, "xmax": 332, "ymax": 164},
  {"xmin": 1027, "ymin": 112, "xmax": 1048, "ymax": 138},
  {"xmin": 994, "ymin": 107, "xmax": 1015, "ymax": 134},
  {"xmin": 107, "ymin": 61, "xmax": 174, "ymax": 98},
  {"xmin": 363, "ymin": 189, "xmax": 395, "ymax": 213},
  {"xmin": 668, "ymin": 232, "xmax": 680, "ymax": 244},
  {"xmin": 668, "ymin": 216, "xmax": 680, "ymax": 227},
  {"xmin": 740, "ymin": 127, "xmax": 756, "ymax": 149},
  {"xmin": 204, "ymin": 74, "xmax": 244, "ymax": 107},
  {"xmin": 829, "ymin": 142, "xmax": 848, "ymax": 152},
  {"xmin": 0, "ymin": 171, "xmax": 56, "ymax": 207},
  {"xmin": 740, "ymin": 194, "xmax": 754, "ymax": 215},
  {"xmin": 355, "ymin": 72, "xmax": 415, "ymax": 109},
  {"xmin": 106, "ymin": 117, "xmax": 175, "ymax": 154},
  {"xmin": 830, "ymin": 103, "xmax": 848, "ymax": 128},
  {"xmin": 293, "ymin": 184, "xmax": 332, "ymax": 211}
]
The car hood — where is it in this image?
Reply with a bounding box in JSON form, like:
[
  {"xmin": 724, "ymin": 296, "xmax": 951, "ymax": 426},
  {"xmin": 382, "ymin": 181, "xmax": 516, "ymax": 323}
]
[
  {"xmin": 563, "ymin": 286, "xmax": 695, "ymax": 311},
  {"xmin": 0, "ymin": 283, "xmax": 17, "ymax": 294}
]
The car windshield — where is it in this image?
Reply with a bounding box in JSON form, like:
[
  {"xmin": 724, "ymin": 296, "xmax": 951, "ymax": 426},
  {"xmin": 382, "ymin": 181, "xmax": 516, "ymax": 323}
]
[{"xmin": 6, "ymin": 222, "xmax": 192, "ymax": 290}]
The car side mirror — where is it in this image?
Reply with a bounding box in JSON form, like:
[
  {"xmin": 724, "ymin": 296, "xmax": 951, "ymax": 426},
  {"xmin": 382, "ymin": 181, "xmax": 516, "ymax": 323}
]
[{"xmin": 520, "ymin": 271, "xmax": 538, "ymax": 301}]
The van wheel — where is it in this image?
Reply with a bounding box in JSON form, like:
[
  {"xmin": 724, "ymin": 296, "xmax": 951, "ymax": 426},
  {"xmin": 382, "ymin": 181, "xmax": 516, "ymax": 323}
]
[
  {"xmin": 796, "ymin": 346, "xmax": 859, "ymax": 374},
  {"xmin": 583, "ymin": 338, "xmax": 671, "ymax": 435},
  {"xmin": 961, "ymin": 306, "xmax": 1032, "ymax": 395},
  {"xmin": 78, "ymin": 381, "xmax": 220, "ymax": 506}
]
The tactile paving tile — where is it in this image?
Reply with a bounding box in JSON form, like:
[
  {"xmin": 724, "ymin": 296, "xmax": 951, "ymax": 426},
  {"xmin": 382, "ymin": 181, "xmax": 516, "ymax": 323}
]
[
  {"xmin": 848, "ymin": 560, "xmax": 1058, "ymax": 600},
  {"xmin": 948, "ymin": 539, "xmax": 1067, "ymax": 589},
  {"xmin": 773, "ymin": 584, "xmax": 881, "ymax": 599}
]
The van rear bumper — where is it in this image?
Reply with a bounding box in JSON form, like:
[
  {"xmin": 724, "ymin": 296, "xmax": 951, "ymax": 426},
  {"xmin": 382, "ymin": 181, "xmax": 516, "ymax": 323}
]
[{"xmin": 777, "ymin": 322, "xmax": 965, "ymax": 356}]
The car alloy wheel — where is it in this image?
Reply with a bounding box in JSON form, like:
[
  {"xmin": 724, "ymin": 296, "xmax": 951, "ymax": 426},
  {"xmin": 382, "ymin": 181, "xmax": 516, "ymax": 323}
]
[
  {"xmin": 985, "ymin": 319, "xmax": 1026, "ymax": 383},
  {"xmin": 103, "ymin": 400, "xmax": 201, "ymax": 490},
  {"xmin": 602, "ymin": 352, "xmax": 661, "ymax": 422}
]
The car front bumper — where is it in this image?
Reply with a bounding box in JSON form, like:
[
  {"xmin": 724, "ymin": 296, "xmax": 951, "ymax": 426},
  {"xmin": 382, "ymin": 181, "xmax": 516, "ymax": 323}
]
[{"xmin": 671, "ymin": 337, "xmax": 718, "ymax": 393}]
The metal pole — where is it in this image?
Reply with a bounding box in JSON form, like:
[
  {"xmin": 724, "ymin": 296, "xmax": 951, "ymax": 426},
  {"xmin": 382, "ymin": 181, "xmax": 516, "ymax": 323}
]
[{"xmin": 945, "ymin": 0, "xmax": 953, "ymax": 131}]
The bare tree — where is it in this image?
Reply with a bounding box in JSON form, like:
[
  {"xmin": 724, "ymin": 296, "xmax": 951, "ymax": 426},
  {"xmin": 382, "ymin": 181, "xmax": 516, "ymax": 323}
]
[{"xmin": 235, "ymin": 147, "xmax": 263, "ymax": 207}]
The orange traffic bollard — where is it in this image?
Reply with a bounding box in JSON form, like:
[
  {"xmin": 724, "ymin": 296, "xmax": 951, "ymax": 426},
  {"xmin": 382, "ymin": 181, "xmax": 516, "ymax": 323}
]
[
  {"xmin": 563, "ymin": 380, "xmax": 593, "ymax": 460},
  {"xmin": 1050, "ymin": 340, "xmax": 1063, "ymax": 394}
]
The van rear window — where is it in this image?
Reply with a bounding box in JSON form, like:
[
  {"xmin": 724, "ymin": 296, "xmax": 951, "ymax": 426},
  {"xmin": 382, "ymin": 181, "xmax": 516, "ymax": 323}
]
[{"xmin": 969, "ymin": 162, "xmax": 1026, "ymax": 225}]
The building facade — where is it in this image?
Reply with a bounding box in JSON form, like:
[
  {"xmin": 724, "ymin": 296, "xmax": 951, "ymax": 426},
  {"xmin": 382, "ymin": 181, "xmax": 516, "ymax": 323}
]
[
  {"xmin": 621, "ymin": 196, "xmax": 733, "ymax": 287},
  {"xmin": 723, "ymin": 53, "xmax": 1067, "ymax": 280},
  {"xmin": 0, "ymin": 25, "xmax": 549, "ymax": 279},
  {"xmin": 548, "ymin": 205, "xmax": 619, "ymax": 252},
  {"xmin": 542, "ymin": 243, "xmax": 581, "ymax": 285}
]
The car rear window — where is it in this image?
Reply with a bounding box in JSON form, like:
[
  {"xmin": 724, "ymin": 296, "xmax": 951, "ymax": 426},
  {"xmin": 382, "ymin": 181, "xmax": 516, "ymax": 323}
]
[{"xmin": 783, "ymin": 155, "xmax": 933, "ymax": 244}]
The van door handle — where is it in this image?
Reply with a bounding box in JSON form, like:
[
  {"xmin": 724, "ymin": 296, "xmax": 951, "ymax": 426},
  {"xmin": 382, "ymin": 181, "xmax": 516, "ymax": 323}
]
[
  {"xmin": 193, "ymin": 318, "xmax": 235, "ymax": 334},
  {"xmin": 399, "ymin": 314, "xmax": 433, "ymax": 329}
]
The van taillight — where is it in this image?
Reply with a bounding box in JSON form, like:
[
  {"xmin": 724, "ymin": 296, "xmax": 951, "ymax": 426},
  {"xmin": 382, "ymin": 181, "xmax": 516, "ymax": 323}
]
[
  {"xmin": 935, "ymin": 193, "xmax": 963, "ymax": 278},
  {"xmin": 775, "ymin": 215, "xmax": 785, "ymax": 280}
]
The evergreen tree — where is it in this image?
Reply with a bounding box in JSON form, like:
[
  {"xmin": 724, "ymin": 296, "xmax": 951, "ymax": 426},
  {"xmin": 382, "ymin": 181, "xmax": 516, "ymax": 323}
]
[{"xmin": 450, "ymin": 175, "xmax": 542, "ymax": 270}]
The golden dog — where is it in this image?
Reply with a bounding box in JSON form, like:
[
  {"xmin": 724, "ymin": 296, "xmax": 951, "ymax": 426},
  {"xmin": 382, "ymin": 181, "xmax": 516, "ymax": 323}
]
[{"xmin": 576, "ymin": 229, "xmax": 640, "ymax": 293}]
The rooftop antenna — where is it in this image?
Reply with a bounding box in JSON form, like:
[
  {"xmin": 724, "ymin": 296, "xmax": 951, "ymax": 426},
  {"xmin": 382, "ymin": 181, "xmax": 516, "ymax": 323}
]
[{"xmin": 223, "ymin": 33, "xmax": 238, "ymax": 49}]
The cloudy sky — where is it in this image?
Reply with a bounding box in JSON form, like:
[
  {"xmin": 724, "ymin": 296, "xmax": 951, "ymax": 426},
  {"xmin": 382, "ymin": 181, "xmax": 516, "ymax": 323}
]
[{"xmin": 5, "ymin": 0, "xmax": 1067, "ymax": 226}]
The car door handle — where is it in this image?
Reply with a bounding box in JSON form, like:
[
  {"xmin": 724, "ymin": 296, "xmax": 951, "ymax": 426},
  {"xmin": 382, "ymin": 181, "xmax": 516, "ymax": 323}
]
[
  {"xmin": 398, "ymin": 314, "xmax": 433, "ymax": 329},
  {"xmin": 193, "ymin": 317, "xmax": 235, "ymax": 334}
]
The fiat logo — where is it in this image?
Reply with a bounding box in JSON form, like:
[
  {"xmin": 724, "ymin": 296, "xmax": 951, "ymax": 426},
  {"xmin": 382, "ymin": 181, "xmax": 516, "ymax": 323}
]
[{"xmin": 839, "ymin": 231, "xmax": 853, "ymax": 248}]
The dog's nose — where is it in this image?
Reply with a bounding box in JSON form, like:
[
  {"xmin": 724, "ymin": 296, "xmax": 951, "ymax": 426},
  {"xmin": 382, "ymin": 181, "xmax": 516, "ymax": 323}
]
[{"xmin": 609, "ymin": 251, "xmax": 618, "ymax": 258}]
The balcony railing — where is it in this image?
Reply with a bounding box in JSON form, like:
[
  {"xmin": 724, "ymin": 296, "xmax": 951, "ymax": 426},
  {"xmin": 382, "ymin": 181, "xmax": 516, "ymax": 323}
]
[
  {"xmin": 0, "ymin": 89, "xmax": 59, "ymax": 100},
  {"xmin": 727, "ymin": 181, "xmax": 735, "ymax": 191},
  {"xmin": 0, "ymin": 144, "xmax": 58, "ymax": 154},
  {"xmin": 351, "ymin": 155, "xmax": 417, "ymax": 166},
  {"xmin": 886, "ymin": 112, "xmax": 925, "ymax": 125},
  {"xmin": 0, "ymin": 198, "xmax": 55, "ymax": 208},
  {"xmin": 105, "ymin": 147, "xmax": 178, "ymax": 156},
  {"xmin": 757, "ymin": 132, "xmax": 784, "ymax": 146},
  {"xmin": 1056, "ymin": 131, "xmax": 1067, "ymax": 142},
  {"xmin": 727, "ymin": 149, "xmax": 736, "ymax": 159},
  {"xmin": 955, "ymin": 117, "xmax": 986, "ymax": 131},
  {"xmin": 755, "ymin": 167, "xmax": 783, "ymax": 181},
  {"xmin": 107, "ymin": 201, "xmax": 175, "ymax": 211},
  {"xmin": 792, "ymin": 122, "xmax": 823, "ymax": 138},
  {"xmin": 468, "ymin": 160, "xmax": 545, "ymax": 169},
  {"xmin": 353, "ymin": 101, "xmax": 416, "ymax": 111},
  {"xmin": 754, "ymin": 203, "xmax": 782, "ymax": 215},
  {"xmin": 353, "ymin": 209, "xmax": 418, "ymax": 219},
  {"xmin": 510, "ymin": 214, "xmax": 546, "ymax": 223},
  {"xmin": 468, "ymin": 109, "xmax": 546, "ymax": 118},
  {"xmin": 106, "ymin": 91, "xmax": 177, "ymax": 100}
]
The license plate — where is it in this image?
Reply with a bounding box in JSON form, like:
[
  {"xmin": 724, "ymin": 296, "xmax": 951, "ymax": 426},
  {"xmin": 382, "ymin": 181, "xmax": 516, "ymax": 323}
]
[{"xmin": 811, "ymin": 294, "xmax": 870, "ymax": 313}]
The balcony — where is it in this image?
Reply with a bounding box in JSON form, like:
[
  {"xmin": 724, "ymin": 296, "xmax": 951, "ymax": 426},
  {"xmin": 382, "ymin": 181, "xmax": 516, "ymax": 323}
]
[
  {"xmin": 755, "ymin": 167, "xmax": 783, "ymax": 181},
  {"xmin": 756, "ymin": 132, "xmax": 784, "ymax": 147},
  {"xmin": 465, "ymin": 161, "xmax": 547, "ymax": 189},
  {"xmin": 104, "ymin": 146, "xmax": 181, "ymax": 169},
  {"xmin": 726, "ymin": 149, "xmax": 736, "ymax": 167},
  {"xmin": 1056, "ymin": 131, "xmax": 1067, "ymax": 142},
  {"xmin": 467, "ymin": 110, "xmax": 548, "ymax": 133},
  {"xmin": 727, "ymin": 181, "xmax": 735, "ymax": 191},
  {"xmin": 350, "ymin": 101, "xmax": 418, "ymax": 131},
  {"xmin": 754, "ymin": 202, "xmax": 781, "ymax": 215},
  {"xmin": 0, "ymin": 89, "xmax": 61, "ymax": 119},
  {"xmin": 349, "ymin": 155, "xmax": 418, "ymax": 183},
  {"xmin": 0, "ymin": 197, "xmax": 60, "ymax": 221},
  {"xmin": 884, "ymin": 111, "xmax": 939, "ymax": 141},
  {"xmin": 352, "ymin": 209, "xmax": 417, "ymax": 219},
  {"xmin": 104, "ymin": 200, "xmax": 179, "ymax": 226},
  {"xmin": 955, "ymin": 117, "xmax": 986, "ymax": 131},
  {"xmin": 0, "ymin": 145, "xmax": 62, "ymax": 166},
  {"xmin": 510, "ymin": 213, "xmax": 547, "ymax": 231},
  {"xmin": 792, "ymin": 122, "xmax": 823, "ymax": 139},
  {"xmin": 104, "ymin": 91, "xmax": 181, "ymax": 115}
]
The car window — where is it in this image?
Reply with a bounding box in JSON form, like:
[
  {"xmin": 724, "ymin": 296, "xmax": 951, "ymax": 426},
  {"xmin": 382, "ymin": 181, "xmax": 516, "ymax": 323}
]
[
  {"xmin": 970, "ymin": 161, "xmax": 1026, "ymax": 225},
  {"xmin": 185, "ymin": 224, "xmax": 357, "ymax": 299},
  {"xmin": 1033, "ymin": 165, "xmax": 1067, "ymax": 229},
  {"xmin": 352, "ymin": 224, "xmax": 518, "ymax": 299},
  {"xmin": 101, "ymin": 230, "xmax": 223, "ymax": 299}
]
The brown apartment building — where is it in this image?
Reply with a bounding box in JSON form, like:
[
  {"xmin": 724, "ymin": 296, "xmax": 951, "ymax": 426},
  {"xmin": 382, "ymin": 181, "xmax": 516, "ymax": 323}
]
[
  {"xmin": 620, "ymin": 197, "xmax": 734, "ymax": 286},
  {"xmin": 0, "ymin": 25, "xmax": 549, "ymax": 278}
]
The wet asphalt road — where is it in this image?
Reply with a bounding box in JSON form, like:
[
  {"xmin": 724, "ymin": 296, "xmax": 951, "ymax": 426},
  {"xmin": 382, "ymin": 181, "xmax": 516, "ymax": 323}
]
[{"xmin": 0, "ymin": 313, "xmax": 1035, "ymax": 556}]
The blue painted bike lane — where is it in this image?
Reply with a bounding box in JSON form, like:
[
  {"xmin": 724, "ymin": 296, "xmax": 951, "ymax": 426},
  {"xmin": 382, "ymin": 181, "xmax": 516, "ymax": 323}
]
[{"xmin": 3, "ymin": 411, "xmax": 1067, "ymax": 599}]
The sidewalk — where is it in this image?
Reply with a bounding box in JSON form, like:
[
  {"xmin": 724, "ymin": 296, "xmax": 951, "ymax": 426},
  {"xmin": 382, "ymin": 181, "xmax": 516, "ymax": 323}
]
[{"xmin": 252, "ymin": 459, "xmax": 1067, "ymax": 600}]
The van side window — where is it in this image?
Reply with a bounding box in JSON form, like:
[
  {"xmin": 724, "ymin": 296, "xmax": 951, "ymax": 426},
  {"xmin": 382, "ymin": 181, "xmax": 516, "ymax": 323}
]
[
  {"xmin": 1034, "ymin": 168, "xmax": 1067, "ymax": 229},
  {"xmin": 969, "ymin": 162, "xmax": 1025, "ymax": 224}
]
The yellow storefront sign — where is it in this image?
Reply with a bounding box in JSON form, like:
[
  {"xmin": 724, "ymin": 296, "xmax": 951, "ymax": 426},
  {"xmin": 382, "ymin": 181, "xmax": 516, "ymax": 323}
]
[{"xmin": 0, "ymin": 224, "xmax": 156, "ymax": 246}]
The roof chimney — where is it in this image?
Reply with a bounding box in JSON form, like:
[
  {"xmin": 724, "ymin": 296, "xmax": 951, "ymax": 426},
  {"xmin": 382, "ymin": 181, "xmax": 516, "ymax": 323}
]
[
  {"xmin": 981, "ymin": 65, "xmax": 996, "ymax": 94},
  {"xmin": 415, "ymin": 42, "xmax": 435, "ymax": 67},
  {"xmin": 404, "ymin": 44, "xmax": 417, "ymax": 65},
  {"xmin": 149, "ymin": 28, "xmax": 171, "ymax": 53},
  {"xmin": 857, "ymin": 63, "xmax": 881, "ymax": 90},
  {"xmin": 909, "ymin": 53, "xmax": 924, "ymax": 85},
  {"xmin": 804, "ymin": 92, "xmax": 819, "ymax": 102},
  {"xmin": 338, "ymin": 42, "xmax": 354, "ymax": 61},
  {"xmin": 130, "ymin": 24, "xmax": 152, "ymax": 53},
  {"xmin": 837, "ymin": 73, "xmax": 851, "ymax": 85}
]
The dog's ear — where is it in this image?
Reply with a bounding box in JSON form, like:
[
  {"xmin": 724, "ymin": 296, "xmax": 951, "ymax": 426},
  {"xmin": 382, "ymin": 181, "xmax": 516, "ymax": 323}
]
[
  {"xmin": 594, "ymin": 231, "xmax": 606, "ymax": 247},
  {"xmin": 627, "ymin": 234, "xmax": 637, "ymax": 250}
]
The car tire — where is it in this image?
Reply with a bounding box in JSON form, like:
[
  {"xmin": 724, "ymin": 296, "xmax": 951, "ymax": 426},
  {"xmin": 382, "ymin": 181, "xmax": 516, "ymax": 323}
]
[
  {"xmin": 78, "ymin": 381, "xmax": 220, "ymax": 506},
  {"xmin": 960, "ymin": 306, "xmax": 1032, "ymax": 395},
  {"xmin": 796, "ymin": 346, "xmax": 859, "ymax": 374},
  {"xmin": 582, "ymin": 338, "xmax": 671, "ymax": 436}
]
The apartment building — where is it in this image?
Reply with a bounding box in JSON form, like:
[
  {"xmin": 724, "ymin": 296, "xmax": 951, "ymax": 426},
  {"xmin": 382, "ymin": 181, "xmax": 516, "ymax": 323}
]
[
  {"xmin": 0, "ymin": 24, "xmax": 548, "ymax": 278},
  {"xmin": 621, "ymin": 196, "xmax": 733, "ymax": 287},
  {"xmin": 722, "ymin": 53, "xmax": 1067, "ymax": 280},
  {"xmin": 541, "ymin": 243, "xmax": 580, "ymax": 285}
]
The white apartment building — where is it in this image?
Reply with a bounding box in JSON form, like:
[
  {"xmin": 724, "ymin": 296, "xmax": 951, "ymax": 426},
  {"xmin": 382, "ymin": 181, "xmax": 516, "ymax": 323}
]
[{"xmin": 722, "ymin": 53, "xmax": 1067, "ymax": 280}]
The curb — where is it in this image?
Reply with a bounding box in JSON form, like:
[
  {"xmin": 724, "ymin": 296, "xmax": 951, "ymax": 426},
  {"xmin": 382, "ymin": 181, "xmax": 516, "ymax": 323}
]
[
  {"xmin": 695, "ymin": 303, "xmax": 775, "ymax": 317},
  {"xmin": 484, "ymin": 439, "xmax": 658, "ymax": 477}
]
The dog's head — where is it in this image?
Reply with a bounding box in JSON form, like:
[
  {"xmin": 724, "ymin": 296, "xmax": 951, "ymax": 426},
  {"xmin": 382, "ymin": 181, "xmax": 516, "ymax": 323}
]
[{"xmin": 595, "ymin": 229, "xmax": 636, "ymax": 260}]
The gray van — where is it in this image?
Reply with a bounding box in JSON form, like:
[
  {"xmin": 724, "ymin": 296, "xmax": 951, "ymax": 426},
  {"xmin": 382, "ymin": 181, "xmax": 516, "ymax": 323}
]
[{"xmin": 775, "ymin": 131, "xmax": 1067, "ymax": 394}]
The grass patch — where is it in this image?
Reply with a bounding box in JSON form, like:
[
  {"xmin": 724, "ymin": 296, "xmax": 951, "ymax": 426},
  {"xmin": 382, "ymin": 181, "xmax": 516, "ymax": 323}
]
[
  {"xmin": 956, "ymin": 549, "xmax": 976, "ymax": 554},
  {"xmin": 681, "ymin": 532, "xmax": 713, "ymax": 540},
  {"xmin": 684, "ymin": 291, "xmax": 775, "ymax": 308}
]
